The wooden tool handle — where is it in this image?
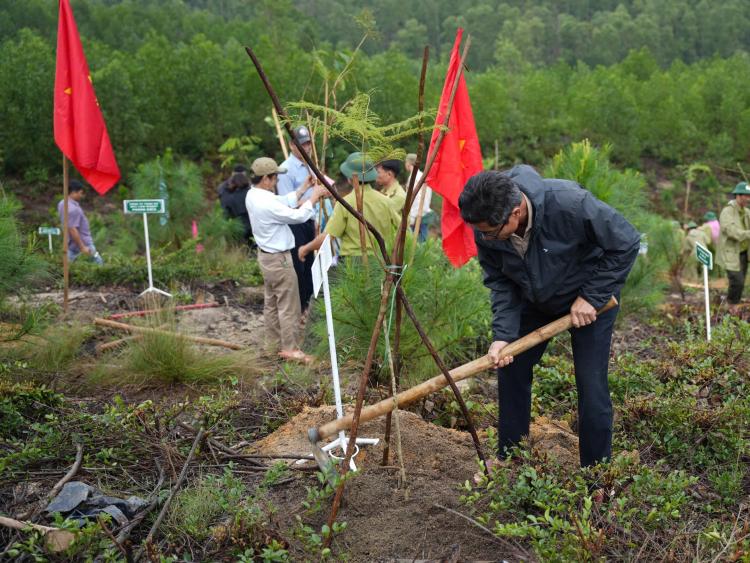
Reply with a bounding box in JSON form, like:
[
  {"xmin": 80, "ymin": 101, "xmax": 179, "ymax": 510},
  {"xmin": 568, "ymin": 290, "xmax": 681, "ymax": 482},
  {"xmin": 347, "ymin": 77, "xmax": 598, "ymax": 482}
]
[{"xmin": 311, "ymin": 296, "xmax": 618, "ymax": 442}]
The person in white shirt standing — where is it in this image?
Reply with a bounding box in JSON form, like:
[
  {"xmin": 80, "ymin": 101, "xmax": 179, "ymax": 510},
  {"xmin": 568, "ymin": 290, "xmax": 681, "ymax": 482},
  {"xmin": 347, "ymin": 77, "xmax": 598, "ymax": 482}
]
[
  {"xmin": 405, "ymin": 153, "xmax": 434, "ymax": 242},
  {"xmin": 246, "ymin": 157, "xmax": 327, "ymax": 362}
]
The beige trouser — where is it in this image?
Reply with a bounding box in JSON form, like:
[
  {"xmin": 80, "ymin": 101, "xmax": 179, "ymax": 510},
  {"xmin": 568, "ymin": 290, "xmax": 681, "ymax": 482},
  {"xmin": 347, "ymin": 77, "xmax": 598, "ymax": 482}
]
[{"xmin": 257, "ymin": 250, "xmax": 302, "ymax": 352}]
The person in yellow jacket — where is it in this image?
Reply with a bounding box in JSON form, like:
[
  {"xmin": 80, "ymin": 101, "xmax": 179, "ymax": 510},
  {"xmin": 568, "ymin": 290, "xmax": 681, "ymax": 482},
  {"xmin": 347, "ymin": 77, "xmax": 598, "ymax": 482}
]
[
  {"xmin": 682, "ymin": 221, "xmax": 712, "ymax": 282},
  {"xmin": 298, "ymin": 152, "xmax": 401, "ymax": 262},
  {"xmin": 718, "ymin": 182, "xmax": 750, "ymax": 305}
]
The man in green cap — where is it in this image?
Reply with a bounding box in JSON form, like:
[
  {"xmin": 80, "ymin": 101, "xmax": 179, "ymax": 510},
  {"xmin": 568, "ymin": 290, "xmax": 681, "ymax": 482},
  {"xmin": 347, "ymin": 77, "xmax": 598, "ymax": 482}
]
[
  {"xmin": 298, "ymin": 152, "xmax": 400, "ymax": 261},
  {"xmin": 718, "ymin": 182, "xmax": 750, "ymax": 307}
]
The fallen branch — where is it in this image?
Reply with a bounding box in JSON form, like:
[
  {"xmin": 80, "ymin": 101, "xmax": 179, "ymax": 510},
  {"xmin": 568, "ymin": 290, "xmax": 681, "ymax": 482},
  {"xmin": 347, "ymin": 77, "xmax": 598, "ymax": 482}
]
[
  {"xmin": 433, "ymin": 504, "xmax": 529, "ymax": 558},
  {"xmin": 107, "ymin": 302, "xmax": 220, "ymax": 320},
  {"xmin": 177, "ymin": 422, "xmax": 265, "ymax": 467},
  {"xmin": 18, "ymin": 443, "xmax": 84, "ymax": 521},
  {"xmin": 47, "ymin": 443, "xmax": 84, "ymax": 505},
  {"xmin": 95, "ymin": 335, "xmax": 143, "ymax": 355},
  {"xmin": 93, "ymin": 318, "xmax": 243, "ymax": 350},
  {"xmin": 0, "ymin": 516, "xmax": 76, "ymax": 553}
]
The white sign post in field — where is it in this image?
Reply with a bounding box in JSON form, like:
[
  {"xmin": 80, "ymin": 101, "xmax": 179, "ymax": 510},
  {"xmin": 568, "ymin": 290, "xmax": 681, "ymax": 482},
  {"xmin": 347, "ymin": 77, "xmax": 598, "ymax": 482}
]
[
  {"xmin": 310, "ymin": 235, "xmax": 378, "ymax": 471},
  {"xmin": 695, "ymin": 242, "xmax": 713, "ymax": 342},
  {"xmin": 38, "ymin": 226, "xmax": 61, "ymax": 253},
  {"xmin": 123, "ymin": 199, "xmax": 171, "ymax": 298}
]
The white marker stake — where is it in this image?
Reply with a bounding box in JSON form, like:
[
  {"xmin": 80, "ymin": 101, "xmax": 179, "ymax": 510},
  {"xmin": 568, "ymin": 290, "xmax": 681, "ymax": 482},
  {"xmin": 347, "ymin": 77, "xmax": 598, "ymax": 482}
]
[
  {"xmin": 310, "ymin": 236, "xmax": 378, "ymax": 470},
  {"xmin": 38, "ymin": 227, "xmax": 61, "ymax": 254},
  {"xmin": 695, "ymin": 242, "xmax": 713, "ymax": 342},
  {"xmin": 703, "ymin": 264, "xmax": 711, "ymax": 341},
  {"xmin": 123, "ymin": 200, "xmax": 171, "ymax": 297}
]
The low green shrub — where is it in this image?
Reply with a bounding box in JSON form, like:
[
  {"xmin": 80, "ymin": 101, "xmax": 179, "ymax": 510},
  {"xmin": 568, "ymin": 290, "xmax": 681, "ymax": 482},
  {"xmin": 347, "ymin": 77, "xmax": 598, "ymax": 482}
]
[
  {"xmin": 464, "ymin": 449, "xmax": 698, "ymax": 561},
  {"xmin": 64, "ymin": 239, "xmax": 262, "ymax": 288}
]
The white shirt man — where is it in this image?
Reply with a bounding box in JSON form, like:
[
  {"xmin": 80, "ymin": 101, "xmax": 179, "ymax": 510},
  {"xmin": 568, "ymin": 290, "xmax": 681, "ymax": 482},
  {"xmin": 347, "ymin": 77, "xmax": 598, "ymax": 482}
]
[
  {"xmin": 405, "ymin": 154, "xmax": 434, "ymax": 241},
  {"xmin": 245, "ymin": 157, "xmax": 326, "ymax": 362}
]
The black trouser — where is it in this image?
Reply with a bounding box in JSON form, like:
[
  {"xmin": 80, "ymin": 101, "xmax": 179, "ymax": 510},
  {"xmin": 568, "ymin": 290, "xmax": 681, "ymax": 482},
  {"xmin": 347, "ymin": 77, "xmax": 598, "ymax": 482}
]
[
  {"xmin": 497, "ymin": 302, "xmax": 618, "ymax": 467},
  {"xmin": 289, "ymin": 219, "xmax": 316, "ymax": 311},
  {"xmin": 727, "ymin": 251, "xmax": 748, "ymax": 304}
]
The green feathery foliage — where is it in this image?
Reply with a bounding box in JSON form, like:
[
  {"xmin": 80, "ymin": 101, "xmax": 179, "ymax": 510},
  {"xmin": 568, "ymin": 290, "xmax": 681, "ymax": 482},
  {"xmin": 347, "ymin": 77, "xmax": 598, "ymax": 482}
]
[
  {"xmin": 545, "ymin": 140, "xmax": 669, "ymax": 313},
  {"xmin": 0, "ymin": 190, "xmax": 47, "ymax": 301},
  {"xmin": 288, "ymin": 92, "xmax": 436, "ymax": 165}
]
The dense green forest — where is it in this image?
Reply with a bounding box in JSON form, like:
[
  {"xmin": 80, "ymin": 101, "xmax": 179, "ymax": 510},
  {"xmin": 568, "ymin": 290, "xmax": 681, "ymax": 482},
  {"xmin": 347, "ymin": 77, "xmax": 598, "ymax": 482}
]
[{"xmin": 2, "ymin": 0, "xmax": 750, "ymax": 179}]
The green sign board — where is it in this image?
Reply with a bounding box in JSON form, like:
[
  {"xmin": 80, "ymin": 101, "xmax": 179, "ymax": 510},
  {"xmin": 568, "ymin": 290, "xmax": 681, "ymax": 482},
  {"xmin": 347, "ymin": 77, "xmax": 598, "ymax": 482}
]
[
  {"xmin": 695, "ymin": 242, "xmax": 713, "ymax": 270},
  {"xmin": 38, "ymin": 227, "xmax": 61, "ymax": 235},
  {"xmin": 123, "ymin": 199, "xmax": 165, "ymax": 214}
]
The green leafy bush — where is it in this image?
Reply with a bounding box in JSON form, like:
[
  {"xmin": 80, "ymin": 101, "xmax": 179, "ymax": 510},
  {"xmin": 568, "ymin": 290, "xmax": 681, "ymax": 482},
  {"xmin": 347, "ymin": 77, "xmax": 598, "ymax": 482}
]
[{"xmin": 464, "ymin": 449, "xmax": 697, "ymax": 561}]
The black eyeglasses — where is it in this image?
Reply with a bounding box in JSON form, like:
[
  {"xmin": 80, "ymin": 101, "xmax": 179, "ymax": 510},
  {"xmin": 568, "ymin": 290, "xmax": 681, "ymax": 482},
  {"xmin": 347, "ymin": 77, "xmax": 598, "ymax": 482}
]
[{"xmin": 479, "ymin": 224, "xmax": 505, "ymax": 240}]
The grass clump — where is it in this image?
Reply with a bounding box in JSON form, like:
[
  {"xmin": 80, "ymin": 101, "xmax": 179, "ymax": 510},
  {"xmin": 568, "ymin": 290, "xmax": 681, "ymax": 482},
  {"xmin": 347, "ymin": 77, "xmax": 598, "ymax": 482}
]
[{"xmin": 96, "ymin": 329, "xmax": 259, "ymax": 386}]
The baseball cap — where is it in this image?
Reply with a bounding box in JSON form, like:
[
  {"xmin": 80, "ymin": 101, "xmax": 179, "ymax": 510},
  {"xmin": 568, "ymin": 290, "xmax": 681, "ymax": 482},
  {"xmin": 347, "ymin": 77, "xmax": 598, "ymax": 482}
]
[
  {"xmin": 293, "ymin": 125, "xmax": 312, "ymax": 144},
  {"xmin": 251, "ymin": 157, "xmax": 287, "ymax": 177}
]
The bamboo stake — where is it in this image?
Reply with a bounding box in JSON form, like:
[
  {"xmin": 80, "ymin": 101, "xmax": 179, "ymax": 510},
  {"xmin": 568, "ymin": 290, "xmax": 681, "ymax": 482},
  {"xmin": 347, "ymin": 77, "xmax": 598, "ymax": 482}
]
[
  {"xmin": 272, "ymin": 107, "xmax": 289, "ymax": 160},
  {"xmin": 383, "ymin": 45, "xmax": 430, "ymax": 466},
  {"xmin": 321, "ymin": 81, "xmax": 330, "ymax": 174},
  {"xmin": 352, "ymin": 173, "xmax": 368, "ymax": 266},
  {"xmin": 93, "ymin": 318, "xmax": 243, "ymax": 350},
  {"xmin": 62, "ymin": 156, "xmax": 70, "ymax": 313}
]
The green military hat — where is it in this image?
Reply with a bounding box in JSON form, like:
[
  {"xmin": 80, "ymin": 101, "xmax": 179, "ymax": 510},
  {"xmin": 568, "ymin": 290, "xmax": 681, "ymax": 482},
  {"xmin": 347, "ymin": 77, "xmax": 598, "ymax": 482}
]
[
  {"xmin": 686, "ymin": 220, "xmax": 698, "ymax": 229},
  {"xmin": 703, "ymin": 211, "xmax": 717, "ymax": 221},
  {"xmin": 340, "ymin": 152, "xmax": 377, "ymax": 183},
  {"xmin": 731, "ymin": 181, "xmax": 750, "ymax": 195}
]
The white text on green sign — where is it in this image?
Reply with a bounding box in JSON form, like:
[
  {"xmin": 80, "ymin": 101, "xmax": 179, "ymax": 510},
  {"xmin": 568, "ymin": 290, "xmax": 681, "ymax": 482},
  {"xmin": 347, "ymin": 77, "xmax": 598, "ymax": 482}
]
[
  {"xmin": 123, "ymin": 199, "xmax": 165, "ymax": 214},
  {"xmin": 38, "ymin": 227, "xmax": 61, "ymax": 235},
  {"xmin": 695, "ymin": 242, "xmax": 713, "ymax": 270}
]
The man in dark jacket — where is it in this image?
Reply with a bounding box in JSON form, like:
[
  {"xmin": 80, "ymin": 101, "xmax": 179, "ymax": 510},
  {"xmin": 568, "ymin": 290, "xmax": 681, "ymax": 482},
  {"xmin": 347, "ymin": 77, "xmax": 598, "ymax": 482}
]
[{"xmin": 459, "ymin": 165, "xmax": 640, "ymax": 467}]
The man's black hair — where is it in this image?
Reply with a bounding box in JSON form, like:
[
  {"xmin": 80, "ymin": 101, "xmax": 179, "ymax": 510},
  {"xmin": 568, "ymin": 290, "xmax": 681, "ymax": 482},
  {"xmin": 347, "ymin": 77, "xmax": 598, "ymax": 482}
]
[
  {"xmin": 233, "ymin": 164, "xmax": 248, "ymax": 173},
  {"xmin": 458, "ymin": 171, "xmax": 522, "ymax": 226},
  {"xmin": 251, "ymin": 173, "xmax": 277, "ymax": 185},
  {"xmin": 69, "ymin": 179, "xmax": 85, "ymax": 192},
  {"xmin": 378, "ymin": 159, "xmax": 401, "ymax": 176},
  {"xmin": 228, "ymin": 172, "xmax": 250, "ymax": 192}
]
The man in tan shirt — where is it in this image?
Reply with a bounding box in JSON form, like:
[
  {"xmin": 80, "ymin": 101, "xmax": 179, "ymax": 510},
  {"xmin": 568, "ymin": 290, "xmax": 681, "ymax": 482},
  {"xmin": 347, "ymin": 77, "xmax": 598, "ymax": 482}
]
[{"xmin": 375, "ymin": 159, "xmax": 407, "ymax": 214}]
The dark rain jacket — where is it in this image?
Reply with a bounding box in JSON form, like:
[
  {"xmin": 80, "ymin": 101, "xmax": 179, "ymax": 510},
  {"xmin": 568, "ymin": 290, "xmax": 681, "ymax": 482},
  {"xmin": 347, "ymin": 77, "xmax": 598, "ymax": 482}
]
[{"xmin": 475, "ymin": 165, "xmax": 640, "ymax": 342}]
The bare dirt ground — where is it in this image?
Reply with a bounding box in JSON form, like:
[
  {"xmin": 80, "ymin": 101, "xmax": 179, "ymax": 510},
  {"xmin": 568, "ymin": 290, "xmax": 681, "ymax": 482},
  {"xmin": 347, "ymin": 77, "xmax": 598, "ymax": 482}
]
[{"xmin": 249, "ymin": 406, "xmax": 578, "ymax": 562}]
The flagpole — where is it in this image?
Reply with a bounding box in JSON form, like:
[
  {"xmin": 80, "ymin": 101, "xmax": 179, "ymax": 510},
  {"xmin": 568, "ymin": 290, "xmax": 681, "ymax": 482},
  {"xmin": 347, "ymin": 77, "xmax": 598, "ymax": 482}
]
[{"xmin": 62, "ymin": 155, "xmax": 70, "ymax": 313}]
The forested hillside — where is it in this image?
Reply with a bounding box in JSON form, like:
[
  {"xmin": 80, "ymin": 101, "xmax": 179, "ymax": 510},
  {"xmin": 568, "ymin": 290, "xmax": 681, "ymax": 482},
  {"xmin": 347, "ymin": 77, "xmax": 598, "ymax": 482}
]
[{"xmin": 2, "ymin": 0, "xmax": 750, "ymax": 178}]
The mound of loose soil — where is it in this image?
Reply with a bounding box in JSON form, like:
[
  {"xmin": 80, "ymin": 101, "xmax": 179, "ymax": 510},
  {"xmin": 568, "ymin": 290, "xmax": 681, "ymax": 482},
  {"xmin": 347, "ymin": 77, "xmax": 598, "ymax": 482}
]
[{"xmin": 251, "ymin": 406, "xmax": 579, "ymax": 561}]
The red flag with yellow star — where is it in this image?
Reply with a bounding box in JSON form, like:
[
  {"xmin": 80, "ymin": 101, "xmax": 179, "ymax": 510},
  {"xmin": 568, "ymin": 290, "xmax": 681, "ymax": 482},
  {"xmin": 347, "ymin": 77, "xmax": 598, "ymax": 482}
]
[
  {"xmin": 425, "ymin": 28, "xmax": 482, "ymax": 267},
  {"xmin": 54, "ymin": 0, "xmax": 120, "ymax": 194}
]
